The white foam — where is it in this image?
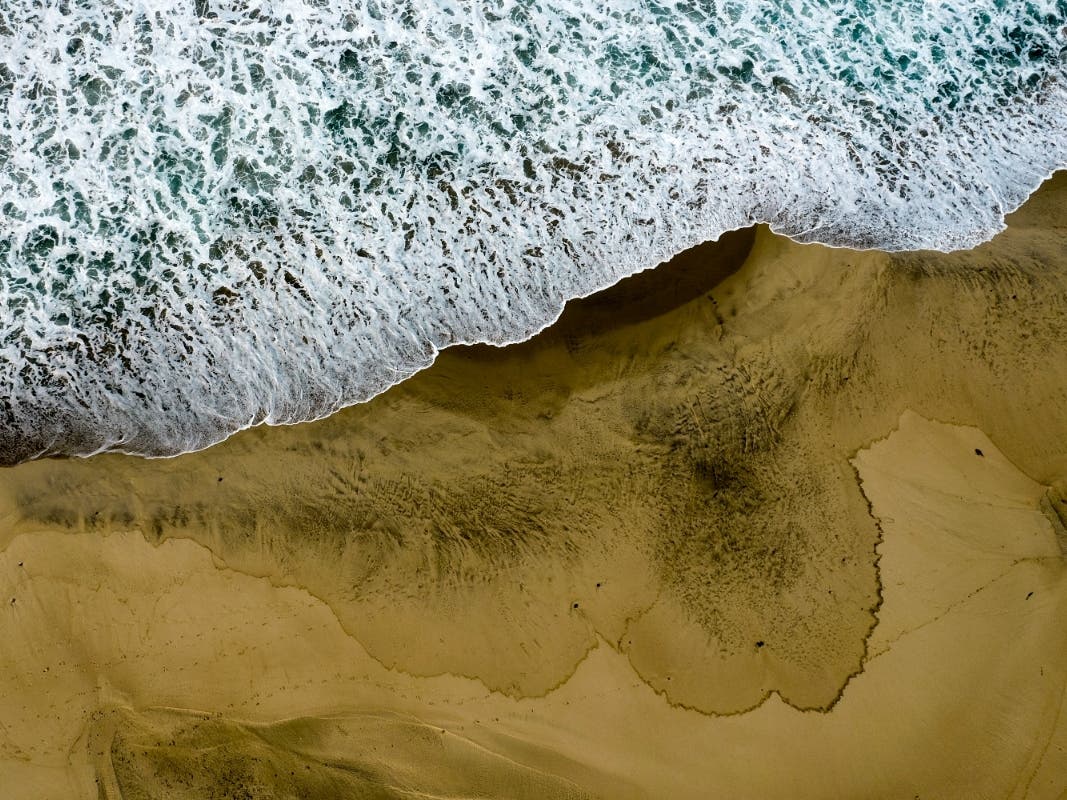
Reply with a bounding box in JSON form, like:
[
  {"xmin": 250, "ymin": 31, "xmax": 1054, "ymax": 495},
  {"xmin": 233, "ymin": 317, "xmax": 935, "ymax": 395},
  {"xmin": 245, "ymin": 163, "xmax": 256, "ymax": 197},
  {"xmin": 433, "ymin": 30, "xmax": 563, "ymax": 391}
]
[{"xmin": 0, "ymin": 0, "xmax": 1064, "ymax": 460}]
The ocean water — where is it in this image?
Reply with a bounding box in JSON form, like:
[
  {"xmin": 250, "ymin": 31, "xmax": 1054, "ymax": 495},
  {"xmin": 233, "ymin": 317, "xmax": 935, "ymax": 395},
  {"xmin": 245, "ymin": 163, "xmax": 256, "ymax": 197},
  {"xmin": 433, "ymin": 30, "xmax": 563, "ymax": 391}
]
[{"xmin": 0, "ymin": 0, "xmax": 1064, "ymax": 461}]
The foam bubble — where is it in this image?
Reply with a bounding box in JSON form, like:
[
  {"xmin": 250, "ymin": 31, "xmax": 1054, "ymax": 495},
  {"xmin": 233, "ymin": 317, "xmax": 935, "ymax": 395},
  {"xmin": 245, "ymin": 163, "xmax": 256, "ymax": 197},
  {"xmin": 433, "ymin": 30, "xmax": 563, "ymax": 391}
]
[{"xmin": 0, "ymin": 0, "xmax": 1065, "ymax": 460}]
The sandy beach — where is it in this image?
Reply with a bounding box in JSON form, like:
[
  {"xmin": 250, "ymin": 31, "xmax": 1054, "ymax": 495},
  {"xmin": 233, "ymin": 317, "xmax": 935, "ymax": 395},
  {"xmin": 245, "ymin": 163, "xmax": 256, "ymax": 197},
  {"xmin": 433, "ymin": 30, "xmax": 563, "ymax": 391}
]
[{"xmin": 1, "ymin": 174, "xmax": 1065, "ymax": 798}]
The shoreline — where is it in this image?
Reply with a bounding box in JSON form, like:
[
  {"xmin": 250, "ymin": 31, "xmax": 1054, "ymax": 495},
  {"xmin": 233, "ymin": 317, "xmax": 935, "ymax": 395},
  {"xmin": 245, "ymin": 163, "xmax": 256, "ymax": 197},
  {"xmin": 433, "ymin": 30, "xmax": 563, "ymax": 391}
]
[{"xmin": 8, "ymin": 167, "xmax": 1065, "ymax": 467}]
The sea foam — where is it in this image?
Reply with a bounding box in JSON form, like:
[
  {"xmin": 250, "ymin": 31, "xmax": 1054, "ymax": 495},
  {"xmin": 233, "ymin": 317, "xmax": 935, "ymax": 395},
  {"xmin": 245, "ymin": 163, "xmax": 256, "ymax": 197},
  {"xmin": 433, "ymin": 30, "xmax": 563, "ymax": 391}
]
[{"xmin": 1, "ymin": 0, "xmax": 1065, "ymax": 461}]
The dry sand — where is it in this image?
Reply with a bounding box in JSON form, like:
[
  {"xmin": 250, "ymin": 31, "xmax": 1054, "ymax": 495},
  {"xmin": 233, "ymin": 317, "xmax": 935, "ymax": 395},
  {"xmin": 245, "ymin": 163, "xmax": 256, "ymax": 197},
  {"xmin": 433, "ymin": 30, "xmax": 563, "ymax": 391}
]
[{"xmin": 1, "ymin": 174, "xmax": 1065, "ymax": 798}]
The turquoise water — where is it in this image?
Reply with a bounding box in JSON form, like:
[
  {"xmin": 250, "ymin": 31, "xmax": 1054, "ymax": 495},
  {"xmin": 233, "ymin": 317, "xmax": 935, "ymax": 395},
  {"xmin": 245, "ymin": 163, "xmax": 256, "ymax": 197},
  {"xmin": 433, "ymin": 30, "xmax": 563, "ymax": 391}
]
[{"xmin": 0, "ymin": 0, "xmax": 1065, "ymax": 460}]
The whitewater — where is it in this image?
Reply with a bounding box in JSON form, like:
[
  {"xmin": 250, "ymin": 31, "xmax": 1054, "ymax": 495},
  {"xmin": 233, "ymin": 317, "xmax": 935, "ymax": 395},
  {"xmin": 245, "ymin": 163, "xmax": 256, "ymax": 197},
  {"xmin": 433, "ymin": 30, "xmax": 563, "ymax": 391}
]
[{"xmin": 0, "ymin": 0, "xmax": 1065, "ymax": 462}]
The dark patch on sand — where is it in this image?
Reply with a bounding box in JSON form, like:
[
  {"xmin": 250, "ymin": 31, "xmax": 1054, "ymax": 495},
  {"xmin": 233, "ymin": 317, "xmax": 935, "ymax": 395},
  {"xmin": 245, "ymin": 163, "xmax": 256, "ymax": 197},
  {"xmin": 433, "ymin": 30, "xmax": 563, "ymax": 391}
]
[{"xmin": 92, "ymin": 707, "xmax": 591, "ymax": 800}]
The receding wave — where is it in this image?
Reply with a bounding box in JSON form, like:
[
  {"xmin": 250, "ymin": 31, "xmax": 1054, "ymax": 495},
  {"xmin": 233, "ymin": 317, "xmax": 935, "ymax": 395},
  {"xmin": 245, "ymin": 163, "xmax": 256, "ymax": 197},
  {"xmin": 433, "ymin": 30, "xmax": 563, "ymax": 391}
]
[{"xmin": 1, "ymin": 0, "xmax": 1065, "ymax": 461}]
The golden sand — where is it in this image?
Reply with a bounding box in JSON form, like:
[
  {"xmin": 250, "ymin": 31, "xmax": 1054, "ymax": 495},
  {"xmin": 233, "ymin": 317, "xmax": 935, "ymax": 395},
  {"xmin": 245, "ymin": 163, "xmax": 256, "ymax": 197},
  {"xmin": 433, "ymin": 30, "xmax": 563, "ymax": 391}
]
[{"xmin": 1, "ymin": 175, "xmax": 1065, "ymax": 798}]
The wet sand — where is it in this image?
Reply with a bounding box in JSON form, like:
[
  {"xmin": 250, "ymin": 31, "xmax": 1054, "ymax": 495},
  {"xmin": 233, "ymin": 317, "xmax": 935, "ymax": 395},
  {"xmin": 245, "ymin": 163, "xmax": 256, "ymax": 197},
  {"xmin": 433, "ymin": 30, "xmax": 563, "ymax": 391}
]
[{"xmin": 1, "ymin": 174, "xmax": 1066, "ymax": 798}]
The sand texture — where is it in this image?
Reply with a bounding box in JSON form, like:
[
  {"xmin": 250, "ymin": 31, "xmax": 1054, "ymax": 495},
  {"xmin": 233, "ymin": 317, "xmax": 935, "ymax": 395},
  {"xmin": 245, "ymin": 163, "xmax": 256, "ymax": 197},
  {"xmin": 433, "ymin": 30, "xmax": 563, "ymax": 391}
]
[{"xmin": 1, "ymin": 174, "xmax": 1066, "ymax": 798}]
